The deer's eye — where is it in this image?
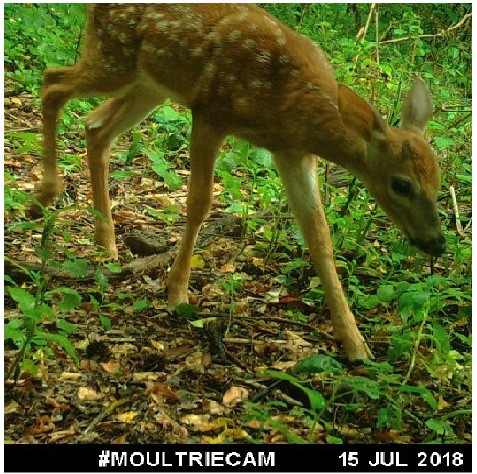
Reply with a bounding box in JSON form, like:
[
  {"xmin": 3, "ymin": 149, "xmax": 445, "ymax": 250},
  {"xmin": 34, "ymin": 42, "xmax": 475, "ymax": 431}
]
[{"xmin": 391, "ymin": 177, "xmax": 413, "ymax": 196}]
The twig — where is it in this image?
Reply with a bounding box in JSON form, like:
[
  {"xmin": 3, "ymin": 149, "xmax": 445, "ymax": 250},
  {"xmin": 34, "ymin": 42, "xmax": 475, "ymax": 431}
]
[
  {"xmin": 375, "ymin": 4, "xmax": 380, "ymax": 65},
  {"xmin": 381, "ymin": 12, "xmax": 471, "ymax": 45},
  {"xmin": 356, "ymin": 3, "xmax": 377, "ymax": 42},
  {"xmin": 82, "ymin": 397, "xmax": 133, "ymax": 436},
  {"xmin": 449, "ymin": 185, "xmax": 464, "ymax": 236}
]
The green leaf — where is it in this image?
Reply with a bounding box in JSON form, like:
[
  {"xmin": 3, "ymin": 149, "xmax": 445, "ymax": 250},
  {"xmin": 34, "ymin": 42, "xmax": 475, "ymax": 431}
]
[
  {"xmin": 133, "ymin": 299, "xmax": 150, "ymax": 311},
  {"xmin": 110, "ymin": 170, "xmax": 134, "ymax": 180},
  {"xmin": 377, "ymin": 284, "xmax": 395, "ymax": 303},
  {"xmin": 426, "ymin": 418, "xmax": 455, "ymax": 436},
  {"xmin": 4, "ymin": 322, "xmax": 26, "ymax": 346},
  {"xmin": 433, "ymin": 136, "xmax": 454, "ymax": 150},
  {"xmin": 300, "ymin": 385, "xmax": 326, "ymax": 411},
  {"xmin": 8, "ymin": 287, "xmax": 35, "ymax": 311},
  {"xmin": 63, "ymin": 258, "xmax": 89, "ymax": 278},
  {"xmin": 105, "ymin": 262, "xmax": 122, "ymax": 274},
  {"xmin": 174, "ymin": 303, "xmax": 199, "ymax": 318},
  {"xmin": 99, "ymin": 314, "xmax": 111, "ymax": 331},
  {"xmin": 56, "ymin": 318, "xmax": 77, "ymax": 335},
  {"xmin": 21, "ymin": 359, "xmax": 39, "ymax": 376},
  {"xmin": 190, "ymin": 317, "xmax": 218, "ymax": 328},
  {"xmin": 294, "ymin": 354, "xmax": 343, "ymax": 375},
  {"xmin": 35, "ymin": 330, "xmax": 79, "ymax": 365},
  {"xmin": 266, "ymin": 370, "xmax": 325, "ymax": 410},
  {"xmin": 340, "ymin": 376, "xmax": 382, "ymax": 400},
  {"xmin": 58, "ymin": 291, "xmax": 82, "ymax": 312},
  {"xmin": 400, "ymin": 384, "xmax": 437, "ymax": 410}
]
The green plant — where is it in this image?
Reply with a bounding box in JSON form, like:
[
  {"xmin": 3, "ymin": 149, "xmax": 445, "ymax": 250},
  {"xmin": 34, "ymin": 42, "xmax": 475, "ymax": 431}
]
[{"xmin": 5, "ymin": 204, "xmax": 80, "ymax": 379}]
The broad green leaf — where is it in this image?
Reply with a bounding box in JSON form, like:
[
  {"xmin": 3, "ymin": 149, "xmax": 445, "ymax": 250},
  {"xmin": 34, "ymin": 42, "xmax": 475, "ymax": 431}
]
[
  {"xmin": 56, "ymin": 318, "xmax": 77, "ymax": 335},
  {"xmin": 35, "ymin": 330, "xmax": 79, "ymax": 365},
  {"xmin": 401, "ymin": 384, "xmax": 437, "ymax": 410},
  {"xmin": 175, "ymin": 303, "xmax": 199, "ymax": 318},
  {"xmin": 8, "ymin": 287, "xmax": 35, "ymax": 311},
  {"xmin": 58, "ymin": 291, "xmax": 82, "ymax": 312},
  {"xmin": 294, "ymin": 354, "xmax": 343, "ymax": 375}
]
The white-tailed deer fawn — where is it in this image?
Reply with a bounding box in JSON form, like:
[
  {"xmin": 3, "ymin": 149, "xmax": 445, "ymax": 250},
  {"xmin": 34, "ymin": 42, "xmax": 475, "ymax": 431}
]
[{"xmin": 35, "ymin": 4, "xmax": 445, "ymax": 360}]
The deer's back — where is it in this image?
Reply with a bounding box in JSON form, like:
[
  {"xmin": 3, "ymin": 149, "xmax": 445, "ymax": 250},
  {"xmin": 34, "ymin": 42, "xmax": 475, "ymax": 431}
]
[{"xmin": 83, "ymin": 4, "xmax": 339, "ymax": 149}]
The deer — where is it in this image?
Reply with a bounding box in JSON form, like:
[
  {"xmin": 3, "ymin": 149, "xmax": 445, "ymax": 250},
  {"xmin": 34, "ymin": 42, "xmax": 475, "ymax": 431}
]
[{"xmin": 33, "ymin": 4, "xmax": 445, "ymax": 361}]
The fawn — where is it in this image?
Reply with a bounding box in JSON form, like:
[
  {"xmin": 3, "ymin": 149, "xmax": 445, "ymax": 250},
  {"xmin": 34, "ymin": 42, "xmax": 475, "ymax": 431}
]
[{"xmin": 34, "ymin": 4, "xmax": 445, "ymax": 360}]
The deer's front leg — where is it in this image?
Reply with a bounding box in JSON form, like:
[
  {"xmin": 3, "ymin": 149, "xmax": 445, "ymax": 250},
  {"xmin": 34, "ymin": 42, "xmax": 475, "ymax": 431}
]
[
  {"xmin": 167, "ymin": 116, "xmax": 224, "ymax": 307},
  {"xmin": 274, "ymin": 154, "xmax": 372, "ymax": 360}
]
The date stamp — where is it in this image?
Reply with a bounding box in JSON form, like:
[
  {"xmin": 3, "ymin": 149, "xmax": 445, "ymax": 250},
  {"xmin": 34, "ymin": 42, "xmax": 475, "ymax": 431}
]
[{"xmin": 339, "ymin": 447, "xmax": 467, "ymax": 471}]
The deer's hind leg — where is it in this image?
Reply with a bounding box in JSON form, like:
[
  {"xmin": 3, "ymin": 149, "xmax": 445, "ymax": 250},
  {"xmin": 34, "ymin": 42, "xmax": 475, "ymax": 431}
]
[
  {"xmin": 34, "ymin": 62, "xmax": 137, "ymax": 214},
  {"xmin": 84, "ymin": 85, "xmax": 163, "ymax": 257}
]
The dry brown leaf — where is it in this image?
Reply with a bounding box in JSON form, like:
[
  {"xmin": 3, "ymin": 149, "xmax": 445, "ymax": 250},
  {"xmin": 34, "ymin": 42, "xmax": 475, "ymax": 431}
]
[
  {"xmin": 59, "ymin": 372, "xmax": 82, "ymax": 381},
  {"xmin": 48, "ymin": 428, "xmax": 76, "ymax": 442},
  {"xmin": 149, "ymin": 339, "xmax": 165, "ymax": 351},
  {"xmin": 222, "ymin": 386, "xmax": 249, "ymax": 407},
  {"xmin": 100, "ymin": 360, "xmax": 121, "ymax": 374},
  {"xmin": 78, "ymin": 386, "xmax": 103, "ymax": 401},
  {"xmin": 150, "ymin": 383, "xmax": 180, "ymax": 404},
  {"xmin": 112, "ymin": 435, "xmax": 127, "ymax": 444},
  {"xmin": 220, "ymin": 264, "xmax": 235, "ymax": 273},
  {"xmin": 185, "ymin": 351, "xmax": 208, "ymax": 373},
  {"xmin": 203, "ymin": 399, "xmax": 226, "ymax": 415},
  {"xmin": 132, "ymin": 372, "xmax": 163, "ymax": 382},
  {"xmin": 270, "ymin": 360, "xmax": 296, "ymax": 371},
  {"xmin": 155, "ymin": 413, "xmax": 188, "ymax": 438},
  {"xmin": 4, "ymin": 401, "xmax": 20, "ymax": 414},
  {"xmin": 25, "ymin": 415, "xmax": 55, "ymax": 435},
  {"xmin": 285, "ymin": 330, "xmax": 311, "ymax": 347}
]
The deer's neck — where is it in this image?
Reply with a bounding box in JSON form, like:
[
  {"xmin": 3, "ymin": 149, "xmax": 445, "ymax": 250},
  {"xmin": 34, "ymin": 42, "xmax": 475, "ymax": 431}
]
[{"xmin": 303, "ymin": 94, "xmax": 369, "ymax": 180}]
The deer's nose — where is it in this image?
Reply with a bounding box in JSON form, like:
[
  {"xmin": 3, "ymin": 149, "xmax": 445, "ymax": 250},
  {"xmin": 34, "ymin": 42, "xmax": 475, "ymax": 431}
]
[{"xmin": 411, "ymin": 233, "xmax": 446, "ymax": 256}]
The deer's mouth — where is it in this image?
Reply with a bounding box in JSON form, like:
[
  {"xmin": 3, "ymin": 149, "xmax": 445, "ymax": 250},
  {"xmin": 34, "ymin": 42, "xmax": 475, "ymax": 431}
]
[{"xmin": 409, "ymin": 234, "xmax": 446, "ymax": 257}]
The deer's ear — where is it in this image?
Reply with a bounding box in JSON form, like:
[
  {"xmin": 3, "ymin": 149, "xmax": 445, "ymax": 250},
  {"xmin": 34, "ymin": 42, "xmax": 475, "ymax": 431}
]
[
  {"xmin": 401, "ymin": 78, "xmax": 433, "ymax": 135},
  {"xmin": 338, "ymin": 83, "xmax": 387, "ymax": 141}
]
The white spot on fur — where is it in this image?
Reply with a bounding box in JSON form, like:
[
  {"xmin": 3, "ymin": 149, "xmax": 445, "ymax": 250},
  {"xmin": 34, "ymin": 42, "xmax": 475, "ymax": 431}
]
[
  {"xmin": 86, "ymin": 117, "xmax": 103, "ymax": 130},
  {"xmin": 228, "ymin": 29, "xmax": 242, "ymax": 41},
  {"xmin": 243, "ymin": 38, "xmax": 256, "ymax": 50},
  {"xmin": 256, "ymin": 51, "xmax": 271, "ymax": 64},
  {"xmin": 191, "ymin": 47, "xmax": 203, "ymax": 57}
]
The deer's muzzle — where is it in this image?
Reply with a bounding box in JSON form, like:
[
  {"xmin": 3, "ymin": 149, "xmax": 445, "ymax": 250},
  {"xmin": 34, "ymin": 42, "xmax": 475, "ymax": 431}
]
[{"xmin": 410, "ymin": 233, "xmax": 446, "ymax": 257}]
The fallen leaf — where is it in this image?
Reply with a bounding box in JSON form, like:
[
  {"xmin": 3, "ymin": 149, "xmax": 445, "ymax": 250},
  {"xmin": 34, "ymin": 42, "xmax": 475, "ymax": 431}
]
[
  {"xmin": 285, "ymin": 330, "xmax": 312, "ymax": 348},
  {"xmin": 78, "ymin": 386, "xmax": 103, "ymax": 401},
  {"xmin": 100, "ymin": 360, "xmax": 121, "ymax": 374},
  {"xmin": 222, "ymin": 386, "xmax": 249, "ymax": 407},
  {"xmin": 220, "ymin": 264, "xmax": 235, "ymax": 273},
  {"xmin": 437, "ymin": 395, "xmax": 450, "ymax": 410},
  {"xmin": 155, "ymin": 413, "xmax": 188, "ymax": 438},
  {"xmin": 116, "ymin": 411, "xmax": 139, "ymax": 422},
  {"xmin": 112, "ymin": 435, "xmax": 127, "ymax": 444},
  {"xmin": 150, "ymin": 384, "xmax": 180, "ymax": 404},
  {"xmin": 25, "ymin": 415, "xmax": 55, "ymax": 435},
  {"xmin": 48, "ymin": 428, "xmax": 76, "ymax": 442},
  {"xmin": 4, "ymin": 401, "xmax": 20, "ymax": 414},
  {"xmin": 190, "ymin": 254, "xmax": 205, "ymax": 269}
]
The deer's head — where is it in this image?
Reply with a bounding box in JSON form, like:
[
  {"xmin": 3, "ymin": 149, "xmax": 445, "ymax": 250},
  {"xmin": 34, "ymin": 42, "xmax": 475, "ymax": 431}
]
[{"xmin": 339, "ymin": 79, "xmax": 445, "ymax": 256}]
